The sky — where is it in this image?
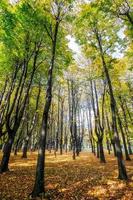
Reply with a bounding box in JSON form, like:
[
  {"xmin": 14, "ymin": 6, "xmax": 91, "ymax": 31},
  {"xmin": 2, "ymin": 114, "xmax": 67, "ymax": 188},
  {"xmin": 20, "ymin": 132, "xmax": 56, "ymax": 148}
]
[
  {"xmin": 10, "ymin": 0, "xmax": 17, "ymax": 4},
  {"xmin": 67, "ymin": 35, "xmax": 90, "ymax": 68}
]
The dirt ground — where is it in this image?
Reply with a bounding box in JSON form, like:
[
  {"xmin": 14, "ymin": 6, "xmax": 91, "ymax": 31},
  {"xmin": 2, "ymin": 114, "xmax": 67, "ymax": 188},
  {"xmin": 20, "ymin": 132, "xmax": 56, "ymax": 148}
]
[{"xmin": 0, "ymin": 151, "xmax": 133, "ymax": 200}]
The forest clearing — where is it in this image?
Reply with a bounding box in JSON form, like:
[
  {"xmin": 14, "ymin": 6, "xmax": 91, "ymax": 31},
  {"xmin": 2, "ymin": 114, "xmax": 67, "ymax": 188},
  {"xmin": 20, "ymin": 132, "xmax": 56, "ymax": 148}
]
[
  {"xmin": 0, "ymin": 0, "xmax": 133, "ymax": 199},
  {"xmin": 1, "ymin": 151, "xmax": 133, "ymax": 200}
]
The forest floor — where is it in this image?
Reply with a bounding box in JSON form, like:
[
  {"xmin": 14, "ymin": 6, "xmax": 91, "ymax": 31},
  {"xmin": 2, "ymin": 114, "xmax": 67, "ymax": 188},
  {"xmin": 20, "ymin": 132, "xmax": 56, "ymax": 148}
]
[{"xmin": 0, "ymin": 152, "xmax": 133, "ymax": 200}]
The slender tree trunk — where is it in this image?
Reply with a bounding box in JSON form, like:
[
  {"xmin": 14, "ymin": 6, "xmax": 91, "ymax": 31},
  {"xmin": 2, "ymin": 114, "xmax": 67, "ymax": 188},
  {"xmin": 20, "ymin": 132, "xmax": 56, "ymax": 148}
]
[
  {"xmin": 86, "ymin": 109, "xmax": 94, "ymax": 153},
  {"xmin": 106, "ymin": 137, "xmax": 111, "ymax": 154},
  {"xmin": 96, "ymin": 141, "xmax": 99, "ymax": 158},
  {"xmin": 105, "ymin": 108, "xmax": 116, "ymax": 156},
  {"xmin": 31, "ymin": 17, "xmax": 60, "ymax": 197},
  {"xmin": 56, "ymin": 88, "xmax": 60, "ymax": 152},
  {"xmin": 99, "ymin": 138, "xmax": 106, "ymax": 163},
  {"xmin": 64, "ymin": 126, "xmax": 68, "ymax": 153},
  {"xmin": 60, "ymin": 99, "xmax": 64, "ymax": 155},
  {"xmin": 22, "ymin": 137, "xmax": 29, "ymax": 158},
  {"xmin": 117, "ymin": 113, "xmax": 131, "ymax": 161},
  {"xmin": 14, "ymin": 134, "xmax": 22, "ymax": 156},
  {"xmin": 88, "ymin": 105, "xmax": 95, "ymax": 154},
  {"xmin": 95, "ymin": 28, "xmax": 128, "ymax": 180},
  {"xmin": 119, "ymin": 96, "xmax": 132, "ymax": 155}
]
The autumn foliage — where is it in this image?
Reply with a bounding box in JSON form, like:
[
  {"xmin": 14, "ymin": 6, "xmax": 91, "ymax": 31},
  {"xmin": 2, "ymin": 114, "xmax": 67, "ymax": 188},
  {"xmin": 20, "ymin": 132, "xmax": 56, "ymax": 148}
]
[{"xmin": 0, "ymin": 152, "xmax": 133, "ymax": 200}]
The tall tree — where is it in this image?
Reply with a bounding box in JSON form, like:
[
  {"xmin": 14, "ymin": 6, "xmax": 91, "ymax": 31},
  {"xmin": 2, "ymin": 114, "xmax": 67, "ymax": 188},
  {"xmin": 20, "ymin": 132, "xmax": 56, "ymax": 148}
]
[
  {"xmin": 75, "ymin": 1, "xmax": 128, "ymax": 179},
  {"xmin": 31, "ymin": 0, "xmax": 73, "ymax": 197}
]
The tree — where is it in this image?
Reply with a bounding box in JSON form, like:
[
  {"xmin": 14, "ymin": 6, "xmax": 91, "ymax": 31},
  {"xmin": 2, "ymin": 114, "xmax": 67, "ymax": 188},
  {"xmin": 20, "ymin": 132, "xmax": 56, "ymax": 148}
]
[
  {"xmin": 31, "ymin": 0, "xmax": 73, "ymax": 197},
  {"xmin": 0, "ymin": 0, "xmax": 52, "ymax": 173},
  {"xmin": 75, "ymin": 0, "xmax": 128, "ymax": 179}
]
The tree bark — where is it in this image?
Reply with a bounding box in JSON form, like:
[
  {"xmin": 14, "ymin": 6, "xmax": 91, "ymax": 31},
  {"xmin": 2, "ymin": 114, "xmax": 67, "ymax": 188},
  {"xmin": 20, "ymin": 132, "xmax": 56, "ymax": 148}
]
[
  {"xmin": 0, "ymin": 133, "xmax": 14, "ymax": 173},
  {"xmin": 99, "ymin": 138, "xmax": 106, "ymax": 163},
  {"xmin": 94, "ymin": 27, "xmax": 128, "ymax": 179},
  {"xmin": 60, "ymin": 98, "xmax": 64, "ymax": 155},
  {"xmin": 31, "ymin": 16, "xmax": 60, "ymax": 197}
]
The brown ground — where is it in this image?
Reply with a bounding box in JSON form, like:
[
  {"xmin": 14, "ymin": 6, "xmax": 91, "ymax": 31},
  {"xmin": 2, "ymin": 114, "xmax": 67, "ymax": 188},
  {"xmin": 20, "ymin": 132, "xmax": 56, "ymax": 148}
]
[{"xmin": 0, "ymin": 151, "xmax": 133, "ymax": 200}]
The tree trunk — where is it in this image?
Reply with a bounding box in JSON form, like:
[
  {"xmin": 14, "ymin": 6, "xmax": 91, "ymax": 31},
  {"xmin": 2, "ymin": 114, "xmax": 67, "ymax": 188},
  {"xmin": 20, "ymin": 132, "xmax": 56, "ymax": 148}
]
[
  {"xmin": 31, "ymin": 16, "xmax": 60, "ymax": 197},
  {"xmin": 99, "ymin": 139, "xmax": 106, "ymax": 163},
  {"xmin": 56, "ymin": 88, "xmax": 60, "ymax": 152},
  {"xmin": 96, "ymin": 141, "xmax": 99, "ymax": 158},
  {"xmin": 14, "ymin": 138, "xmax": 20, "ymax": 156},
  {"xmin": 119, "ymin": 96, "xmax": 132, "ymax": 155},
  {"xmin": 95, "ymin": 28, "xmax": 128, "ymax": 180},
  {"xmin": 0, "ymin": 134, "xmax": 14, "ymax": 173},
  {"xmin": 60, "ymin": 99, "xmax": 64, "ymax": 155},
  {"xmin": 117, "ymin": 114, "xmax": 131, "ymax": 161},
  {"xmin": 106, "ymin": 138, "xmax": 111, "ymax": 154},
  {"xmin": 22, "ymin": 138, "xmax": 29, "ymax": 158}
]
